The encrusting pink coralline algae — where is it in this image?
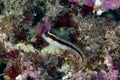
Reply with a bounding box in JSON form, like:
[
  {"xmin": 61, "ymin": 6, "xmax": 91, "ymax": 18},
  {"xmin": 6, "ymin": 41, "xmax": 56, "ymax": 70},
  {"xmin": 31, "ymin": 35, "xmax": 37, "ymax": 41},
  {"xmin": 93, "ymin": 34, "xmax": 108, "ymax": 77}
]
[
  {"xmin": 102, "ymin": 0, "xmax": 120, "ymax": 10},
  {"xmin": 83, "ymin": 0, "xmax": 120, "ymax": 10}
]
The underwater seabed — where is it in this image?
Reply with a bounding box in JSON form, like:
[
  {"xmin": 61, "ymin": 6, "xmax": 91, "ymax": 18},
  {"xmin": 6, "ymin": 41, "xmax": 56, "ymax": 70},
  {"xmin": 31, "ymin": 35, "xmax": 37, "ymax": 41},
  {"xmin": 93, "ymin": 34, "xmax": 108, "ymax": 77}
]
[{"xmin": 0, "ymin": 0, "xmax": 120, "ymax": 80}]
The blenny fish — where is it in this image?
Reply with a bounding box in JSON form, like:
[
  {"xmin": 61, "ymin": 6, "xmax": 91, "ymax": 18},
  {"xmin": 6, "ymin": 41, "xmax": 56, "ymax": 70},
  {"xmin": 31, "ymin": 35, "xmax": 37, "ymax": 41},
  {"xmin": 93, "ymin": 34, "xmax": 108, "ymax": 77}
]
[{"xmin": 36, "ymin": 21, "xmax": 86, "ymax": 71}]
